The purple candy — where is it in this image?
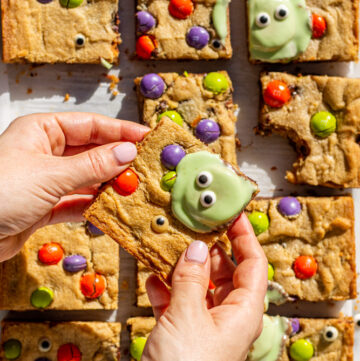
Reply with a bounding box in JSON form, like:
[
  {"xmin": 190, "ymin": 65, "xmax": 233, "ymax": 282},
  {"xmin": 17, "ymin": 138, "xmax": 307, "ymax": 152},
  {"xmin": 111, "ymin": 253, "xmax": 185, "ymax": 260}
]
[
  {"xmin": 195, "ymin": 119, "xmax": 221, "ymax": 144},
  {"xmin": 37, "ymin": 0, "xmax": 53, "ymax": 3},
  {"xmin": 161, "ymin": 145, "xmax": 186, "ymax": 170},
  {"xmin": 87, "ymin": 222, "xmax": 104, "ymax": 236},
  {"xmin": 136, "ymin": 11, "xmax": 156, "ymax": 33},
  {"xmin": 186, "ymin": 26, "xmax": 210, "ymax": 49},
  {"xmin": 278, "ymin": 197, "xmax": 301, "ymax": 217},
  {"xmin": 63, "ymin": 255, "xmax": 87, "ymax": 273},
  {"xmin": 291, "ymin": 318, "xmax": 301, "ymax": 335},
  {"xmin": 140, "ymin": 73, "xmax": 165, "ymax": 99}
]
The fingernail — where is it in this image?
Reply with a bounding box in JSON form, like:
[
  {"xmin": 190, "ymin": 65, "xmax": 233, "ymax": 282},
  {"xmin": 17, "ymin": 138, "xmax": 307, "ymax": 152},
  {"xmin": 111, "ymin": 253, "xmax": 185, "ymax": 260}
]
[
  {"xmin": 112, "ymin": 142, "xmax": 137, "ymax": 164},
  {"xmin": 185, "ymin": 241, "xmax": 208, "ymax": 264}
]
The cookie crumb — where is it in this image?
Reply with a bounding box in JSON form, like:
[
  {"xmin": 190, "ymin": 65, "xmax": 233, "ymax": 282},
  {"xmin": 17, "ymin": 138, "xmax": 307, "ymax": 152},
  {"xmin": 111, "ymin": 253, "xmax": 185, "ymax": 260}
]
[{"xmin": 64, "ymin": 93, "xmax": 70, "ymax": 102}]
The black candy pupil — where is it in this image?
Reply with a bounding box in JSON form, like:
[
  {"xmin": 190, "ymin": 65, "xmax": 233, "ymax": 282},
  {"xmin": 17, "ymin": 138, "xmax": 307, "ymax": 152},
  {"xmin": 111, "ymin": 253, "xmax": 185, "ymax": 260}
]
[
  {"xmin": 199, "ymin": 175, "xmax": 208, "ymax": 184},
  {"xmin": 76, "ymin": 37, "xmax": 84, "ymax": 46},
  {"xmin": 212, "ymin": 40, "xmax": 221, "ymax": 49},
  {"xmin": 357, "ymin": 320, "xmax": 360, "ymax": 326},
  {"xmin": 156, "ymin": 217, "xmax": 165, "ymax": 226},
  {"xmin": 279, "ymin": 9, "xmax": 287, "ymax": 17},
  {"xmin": 260, "ymin": 16, "xmax": 268, "ymax": 24},
  {"xmin": 204, "ymin": 195, "xmax": 213, "ymax": 204},
  {"xmin": 326, "ymin": 331, "xmax": 333, "ymax": 338}
]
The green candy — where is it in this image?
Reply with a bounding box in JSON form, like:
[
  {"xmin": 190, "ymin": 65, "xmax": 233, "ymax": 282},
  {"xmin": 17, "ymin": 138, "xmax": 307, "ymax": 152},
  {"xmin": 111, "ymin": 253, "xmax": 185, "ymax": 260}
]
[
  {"xmin": 203, "ymin": 72, "xmax": 229, "ymax": 93},
  {"xmin": 310, "ymin": 111, "xmax": 337, "ymax": 138},
  {"xmin": 59, "ymin": 0, "xmax": 84, "ymax": 8},
  {"xmin": 3, "ymin": 339, "xmax": 21, "ymax": 360},
  {"xmin": 290, "ymin": 339, "xmax": 314, "ymax": 361},
  {"xmin": 248, "ymin": 211, "xmax": 269, "ymax": 236},
  {"xmin": 268, "ymin": 263, "xmax": 274, "ymax": 281},
  {"xmin": 130, "ymin": 337, "xmax": 147, "ymax": 361},
  {"xmin": 161, "ymin": 171, "xmax": 177, "ymax": 191},
  {"xmin": 157, "ymin": 111, "xmax": 183, "ymax": 126},
  {"xmin": 30, "ymin": 287, "xmax": 54, "ymax": 309}
]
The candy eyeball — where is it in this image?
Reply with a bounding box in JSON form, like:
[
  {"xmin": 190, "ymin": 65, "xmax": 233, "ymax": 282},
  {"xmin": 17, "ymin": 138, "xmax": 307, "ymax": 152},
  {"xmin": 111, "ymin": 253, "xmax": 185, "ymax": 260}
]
[
  {"xmin": 211, "ymin": 39, "xmax": 222, "ymax": 50},
  {"xmin": 75, "ymin": 34, "xmax": 85, "ymax": 47},
  {"xmin": 38, "ymin": 338, "xmax": 52, "ymax": 352},
  {"xmin": 322, "ymin": 326, "xmax": 339, "ymax": 342},
  {"xmin": 151, "ymin": 215, "xmax": 169, "ymax": 233},
  {"xmin": 200, "ymin": 191, "xmax": 216, "ymax": 208},
  {"xmin": 196, "ymin": 171, "xmax": 213, "ymax": 188},
  {"xmin": 256, "ymin": 13, "xmax": 271, "ymax": 28},
  {"xmin": 355, "ymin": 314, "xmax": 360, "ymax": 328},
  {"xmin": 275, "ymin": 5, "xmax": 289, "ymax": 20}
]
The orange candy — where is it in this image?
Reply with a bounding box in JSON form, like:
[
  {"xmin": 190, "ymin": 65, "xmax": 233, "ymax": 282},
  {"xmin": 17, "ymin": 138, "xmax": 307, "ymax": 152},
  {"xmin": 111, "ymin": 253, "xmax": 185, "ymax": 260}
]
[
  {"xmin": 136, "ymin": 35, "xmax": 156, "ymax": 59},
  {"xmin": 57, "ymin": 343, "xmax": 81, "ymax": 361},
  {"xmin": 293, "ymin": 255, "xmax": 318, "ymax": 280},
  {"xmin": 263, "ymin": 80, "xmax": 291, "ymax": 108},
  {"xmin": 169, "ymin": 0, "xmax": 194, "ymax": 19},
  {"xmin": 80, "ymin": 273, "xmax": 106, "ymax": 299},
  {"xmin": 208, "ymin": 280, "xmax": 216, "ymax": 290},
  {"xmin": 312, "ymin": 14, "xmax": 327, "ymax": 39},
  {"xmin": 113, "ymin": 168, "xmax": 139, "ymax": 196},
  {"xmin": 38, "ymin": 242, "xmax": 64, "ymax": 265}
]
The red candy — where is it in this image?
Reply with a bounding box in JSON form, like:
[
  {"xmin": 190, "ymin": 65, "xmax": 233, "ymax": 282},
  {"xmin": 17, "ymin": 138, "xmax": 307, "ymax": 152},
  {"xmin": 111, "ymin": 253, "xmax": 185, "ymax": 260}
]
[
  {"xmin": 136, "ymin": 35, "xmax": 156, "ymax": 59},
  {"xmin": 312, "ymin": 14, "xmax": 327, "ymax": 39},
  {"xmin": 113, "ymin": 168, "xmax": 139, "ymax": 196},
  {"xmin": 57, "ymin": 343, "xmax": 81, "ymax": 361},
  {"xmin": 208, "ymin": 280, "xmax": 216, "ymax": 290},
  {"xmin": 80, "ymin": 273, "xmax": 106, "ymax": 299},
  {"xmin": 169, "ymin": 0, "xmax": 194, "ymax": 19},
  {"xmin": 263, "ymin": 80, "xmax": 291, "ymax": 108},
  {"xmin": 38, "ymin": 243, "xmax": 64, "ymax": 265},
  {"xmin": 293, "ymin": 255, "xmax": 318, "ymax": 280}
]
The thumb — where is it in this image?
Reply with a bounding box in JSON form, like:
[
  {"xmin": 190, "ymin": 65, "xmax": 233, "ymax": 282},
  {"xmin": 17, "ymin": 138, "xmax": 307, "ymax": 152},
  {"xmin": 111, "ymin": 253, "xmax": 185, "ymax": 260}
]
[{"xmin": 170, "ymin": 241, "xmax": 210, "ymax": 313}]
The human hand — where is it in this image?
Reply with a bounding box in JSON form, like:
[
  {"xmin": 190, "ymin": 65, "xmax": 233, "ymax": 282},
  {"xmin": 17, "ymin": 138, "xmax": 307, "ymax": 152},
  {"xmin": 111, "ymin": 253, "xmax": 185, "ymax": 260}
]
[
  {"xmin": 144, "ymin": 213, "xmax": 267, "ymax": 361},
  {"xmin": 0, "ymin": 112, "xmax": 148, "ymax": 261}
]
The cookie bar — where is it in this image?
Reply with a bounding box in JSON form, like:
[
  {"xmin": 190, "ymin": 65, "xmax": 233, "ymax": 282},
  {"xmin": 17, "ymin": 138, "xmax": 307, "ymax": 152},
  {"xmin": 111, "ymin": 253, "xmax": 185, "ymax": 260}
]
[
  {"xmin": 258, "ymin": 72, "xmax": 360, "ymax": 187},
  {"xmin": 246, "ymin": 196, "xmax": 356, "ymax": 302},
  {"xmin": 85, "ymin": 118, "xmax": 257, "ymax": 282},
  {"xmin": 1, "ymin": 0, "xmax": 120, "ymax": 64},
  {"xmin": 135, "ymin": 0, "xmax": 232, "ymax": 60},
  {"xmin": 246, "ymin": 0, "xmax": 359, "ymax": 63},
  {"xmin": 135, "ymin": 71, "xmax": 237, "ymax": 165},
  {"xmin": 136, "ymin": 261, "xmax": 152, "ymax": 307},
  {"xmin": 0, "ymin": 222, "xmax": 119, "ymax": 310},
  {"xmin": 0, "ymin": 321, "xmax": 120, "ymax": 361}
]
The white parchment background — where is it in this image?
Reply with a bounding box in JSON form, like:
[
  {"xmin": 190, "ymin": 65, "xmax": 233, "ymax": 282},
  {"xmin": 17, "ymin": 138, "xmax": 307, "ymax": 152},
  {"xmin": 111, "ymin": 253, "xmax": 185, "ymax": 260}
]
[{"xmin": 0, "ymin": 1, "xmax": 359, "ymax": 360}]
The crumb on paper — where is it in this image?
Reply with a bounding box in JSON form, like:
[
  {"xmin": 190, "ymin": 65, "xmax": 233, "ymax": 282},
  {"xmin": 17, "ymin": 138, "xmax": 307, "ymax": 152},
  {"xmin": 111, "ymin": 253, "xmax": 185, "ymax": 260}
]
[
  {"xmin": 57, "ymin": 75, "xmax": 61, "ymax": 81},
  {"xmin": 64, "ymin": 93, "xmax": 70, "ymax": 102},
  {"xmin": 271, "ymin": 166, "xmax": 277, "ymax": 171},
  {"xmin": 27, "ymin": 88, "xmax": 32, "ymax": 94},
  {"xmin": 235, "ymin": 138, "xmax": 241, "ymax": 150},
  {"xmin": 104, "ymin": 74, "xmax": 121, "ymax": 98},
  {"xmin": 121, "ymin": 280, "xmax": 129, "ymax": 290}
]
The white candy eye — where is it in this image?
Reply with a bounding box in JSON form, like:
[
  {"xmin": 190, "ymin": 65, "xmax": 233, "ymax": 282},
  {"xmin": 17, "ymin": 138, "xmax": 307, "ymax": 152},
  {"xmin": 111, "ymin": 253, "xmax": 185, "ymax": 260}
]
[
  {"xmin": 275, "ymin": 5, "xmax": 289, "ymax": 20},
  {"xmin": 355, "ymin": 314, "xmax": 360, "ymax": 328},
  {"xmin": 200, "ymin": 191, "xmax": 216, "ymax": 208},
  {"xmin": 256, "ymin": 13, "xmax": 271, "ymax": 28},
  {"xmin": 38, "ymin": 338, "xmax": 52, "ymax": 352},
  {"xmin": 75, "ymin": 34, "xmax": 85, "ymax": 47},
  {"xmin": 322, "ymin": 326, "xmax": 338, "ymax": 342},
  {"xmin": 196, "ymin": 171, "xmax": 213, "ymax": 188}
]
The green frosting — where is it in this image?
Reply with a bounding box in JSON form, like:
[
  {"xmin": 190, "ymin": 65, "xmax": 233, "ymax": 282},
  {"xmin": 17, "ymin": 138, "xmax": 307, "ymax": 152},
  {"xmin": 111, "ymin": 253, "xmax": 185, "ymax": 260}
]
[
  {"xmin": 171, "ymin": 151, "xmax": 256, "ymax": 233},
  {"xmin": 264, "ymin": 281, "xmax": 289, "ymax": 312},
  {"xmin": 249, "ymin": 0, "xmax": 312, "ymax": 62},
  {"xmin": 247, "ymin": 315, "xmax": 289, "ymax": 361},
  {"xmin": 212, "ymin": 0, "xmax": 230, "ymax": 43}
]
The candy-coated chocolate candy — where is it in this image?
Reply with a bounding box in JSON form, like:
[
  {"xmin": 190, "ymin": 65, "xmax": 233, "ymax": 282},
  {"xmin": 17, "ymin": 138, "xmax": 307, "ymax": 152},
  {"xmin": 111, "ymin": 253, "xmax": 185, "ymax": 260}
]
[
  {"xmin": 161, "ymin": 145, "xmax": 186, "ymax": 170},
  {"xmin": 310, "ymin": 111, "xmax": 336, "ymax": 138},
  {"xmin": 37, "ymin": 0, "xmax": 53, "ymax": 3},
  {"xmin": 136, "ymin": 11, "xmax": 156, "ymax": 33},
  {"xmin": 151, "ymin": 215, "xmax": 169, "ymax": 233},
  {"xmin": 248, "ymin": 211, "xmax": 269, "ymax": 236},
  {"xmin": 267, "ymin": 263, "xmax": 274, "ymax": 281},
  {"xmin": 312, "ymin": 14, "xmax": 327, "ymax": 39},
  {"xmin": 168, "ymin": 0, "xmax": 193, "ymax": 19},
  {"xmin": 322, "ymin": 326, "xmax": 338, "ymax": 342},
  {"xmin": 3, "ymin": 339, "xmax": 21, "ymax": 360},
  {"xmin": 86, "ymin": 222, "xmax": 104, "ymax": 236},
  {"xmin": 203, "ymin": 72, "xmax": 229, "ymax": 93},
  {"xmin": 263, "ymin": 80, "xmax": 291, "ymax": 108},
  {"xmin": 140, "ymin": 73, "xmax": 165, "ymax": 99},
  {"xmin": 57, "ymin": 343, "xmax": 81, "ymax": 361},
  {"xmin": 186, "ymin": 26, "xmax": 209, "ymax": 49},
  {"xmin": 158, "ymin": 110, "xmax": 183, "ymax": 126},
  {"xmin": 63, "ymin": 255, "xmax": 87, "ymax": 273},
  {"xmin": 160, "ymin": 171, "xmax": 177, "ymax": 191},
  {"xmin": 80, "ymin": 273, "xmax": 106, "ymax": 299},
  {"xmin": 38, "ymin": 242, "xmax": 64, "ymax": 265},
  {"xmin": 354, "ymin": 314, "xmax": 360, "ymax": 328},
  {"xmin": 59, "ymin": 0, "xmax": 83, "ymax": 8},
  {"xmin": 113, "ymin": 168, "xmax": 139, "ymax": 196},
  {"xmin": 195, "ymin": 119, "xmax": 220, "ymax": 144},
  {"xmin": 293, "ymin": 255, "xmax": 317, "ymax": 280},
  {"xmin": 130, "ymin": 337, "xmax": 147, "ymax": 361},
  {"xmin": 136, "ymin": 35, "xmax": 156, "ymax": 59},
  {"xmin": 208, "ymin": 279, "xmax": 216, "ymax": 290},
  {"xmin": 38, "ymin": 338, "xmax": 52, "ymax": 352},
  {"xmin": 289, "ymin": 339, "xmax": 314, "ymax": 361},
  {"xmin": 278, "ymin": 197, "xmax": 301, "ymax": 217},
  {"xmin": 291, "ymin": 318, "xmax": 301, "ymax": 335},
  {"xmin": 31, "ymin": 287, "xmax": 54, "ymax": 308}
]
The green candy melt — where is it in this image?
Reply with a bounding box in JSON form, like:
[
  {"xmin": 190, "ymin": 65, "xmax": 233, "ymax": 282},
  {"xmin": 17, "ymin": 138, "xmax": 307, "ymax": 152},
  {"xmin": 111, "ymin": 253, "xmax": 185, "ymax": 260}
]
[
  {"xmin": 161, "ymin": 171, "xmax": 177, "ymax": 191},
  {"xmin": 290, "ymin": 339, "xmax": 314, "ymax": 361},
  {"xmin": 30, "ymin": 287, "xmax": 54, "ymax": 308},
  {"xmin": 212, "ymin": 0, "xmax": 230, "ymax": 43},
  {"xmin": 130, "ymin": 337, "xmax": 147, "ymax": 361},
  {"xmin": 157, "ymin": 111, "xmax": 183, "ymax": 126},
  {"xmin": 267, "ymin": 263, "xmax": 274, "ymax": 281},
  {"xmin": 310, "ymin": 111, "xmax": 337, "ymax": 138},
  {"xmin": 3, "ymin": 339, "xmax": 21, "ymax": 360},
  {"xmin": 248, "ymin": 211, "xmax": 269, "ymax": 236},
  {"xmin": 203, "ymin": 72, "xmax": 229, "ymax": 93},
  {"xmin": 60, "ymin": 0, "xmax": 84, "ymax": 8}
]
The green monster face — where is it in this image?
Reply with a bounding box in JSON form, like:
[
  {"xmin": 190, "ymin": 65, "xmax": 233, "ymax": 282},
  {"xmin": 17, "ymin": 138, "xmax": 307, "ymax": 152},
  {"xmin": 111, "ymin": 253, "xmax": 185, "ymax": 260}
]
[
  {"xmin": 249, "ymin": 0, "xmax": 312, "ymax": 62},
  {"xmin": 171, "ymin": 151, "xmax": 257, "ymax": 233}
]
